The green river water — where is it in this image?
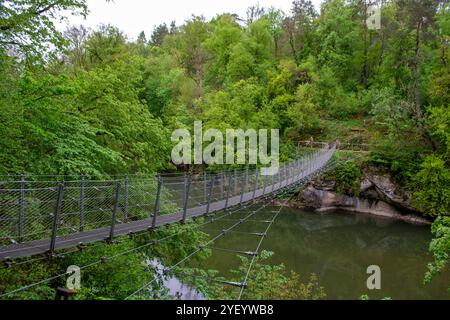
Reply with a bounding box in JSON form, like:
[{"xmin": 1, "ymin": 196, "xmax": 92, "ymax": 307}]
[{"xmin": 187, "ymin": 207, "xmax": 450, "ymax": 300}]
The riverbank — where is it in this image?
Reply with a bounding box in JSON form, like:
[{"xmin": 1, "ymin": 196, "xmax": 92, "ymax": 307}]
[
  {"xmin": 274, "ymin": 165, "xmax": 432, "ymax": 226},
  {"xmin": 273, "ymin": 195, "xmax": 431, "ymax": 225}
]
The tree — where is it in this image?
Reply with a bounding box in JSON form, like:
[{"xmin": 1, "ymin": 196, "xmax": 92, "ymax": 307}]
[
  {"xmin": 389, "ymin": 0, "xmax": 446, "ymax": 152},
  {"xmin": 0, "ymin": 0, "xmax": 89, "ymax": 58},
  {"xmin": 203, "ymin": 14, "xmax": 243, "ymax": 88},
  {"xmin": 246, "ymin": 3, "xmax": 265, "ymax": 25},
  {"xmin": 227, "ymin": 17, "xmax": 275, "ymax": 82},
  {"xmin": 84, "ymin": 24, "xmax": 127, "ymax": 67},
  {"xmin": 150, "ymin": 23, "xmax": 169, "ymax": 47},
  {"xmin": 284, "ymin": 0, "xmax": 317, "ymax": 64},
  {"xmin": 141, "ymin": 50, "xmax": 186, "ymax": 120},
  {"xmin": 266, "ymin": 7, "xmax": 285, "ymax": 58},
  {"xmin": 425, "ymin": 216, "xmax": 450, "ymax": 292},
  {"xmin": 397, "ymin": 0, "xmax": 445, "ymax": 115},
  {"xmin": 315, "ymin": 0, "xmax": 364, "ymax": 90},
  {"xmin": 64, "ymin": 25, "xmax": 90, "ymax": 68},
  {"xmin": 412, "ymin": 156, "xmax": 450, "ymax": 218},
  {"xmin": 166, "ymin": 16, "xmax": 209, "ymax": 98}
]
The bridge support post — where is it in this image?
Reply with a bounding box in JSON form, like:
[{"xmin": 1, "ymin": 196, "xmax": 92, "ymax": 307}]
[
  {"xmin": 301, "ymin": 158, "xmax": 305, "ymax": 178},
  {"xmin": 79, "ymin": 176, "xmax": 85, "ymax": 232},
  {"xmin": 224, "ymin": 172, "xmax": 231, "ymax": 211},
  {"xmin": 294, "ymin": 161, "xmax": 297, "ymax": 181},
  {"xmin": 205, "ymin": 175, "xmax": 215, "ymax": 217},
  {"xmin": 292, "ymin": 162, "xmax": 296, "ymax": 183},
  {"xmin": 49, "ymin": 184, "xmax": 64, "ymax": 255},
  {"xmin": 240, "ymin": 168, "xmax": 249, "ymax": 205},
  {"xmin": 286, "ymin": 162, "xmax": 292, "ymax": 185},
  {"xmin": 182, "ymin": 175, "xmax": 192, "ymax": 223},
  {"xmin": 292, "ymin": 162, "xmax": 295, "ymax": 183},
  {"xmin": 234, "ymin": 169, "xmax": 238, "ymax": 196},
  {"xmin": 263, "ymin": 174, "xmax": 268, "ymax": 196},
  {"xmin": 108, "ymin": 181, "xmax": 121, "ymax": 241},
  {"xmin": 278, "ymin": 167, "xmax": 281, "ymax": 191},
  {"xmin": 220, "ymin": 171, "xmax": 225, "ymax": 199},
  {"xmin": 271, "ymin": 173, "xmax": 275, "ymax": 192},
  {"xmin": 306, "ymin": 155, "xmax": 309, "ymax": 176},
  {"xmin": 152, "ymin": 175, "xmax": 163, "ymax": 228},
  {"xmin": 203, "ymin": 172, "xmax": 207, "ymax": 203},
  {"xmin": 309, "ymin": 154, "xmax": 313, "ymax": 175},
  {"xmin": 183, "ymin": 172, "xmax": 187, "ymax": 200},
  {"xmin": 294, "ymin": 161, "xmax": 298, "ymax": 182},
  {"xmin": 300, "ymin": 159, "xmax": 304, "ymax": 179},
  {"xmin": 18, "ymin": 176, "xmax": 25, "ymax": 242},
  {"xmin": 289, "ymin": 162, "xmax": 292, "ymax": 186},
  {"xmin": 124, "ymin": 175, "xmax": 129, "ymax": 223},
  {"xmin": 252, "ymin": 169, "xmax": 259, "ymax": 201},
  {"xmin": 311, "ymin": 154, "xmax": 315, "ymax": 172},
  {"xmin": 288, "ymin": 162, "xmax": 291, "ymax": 185}
]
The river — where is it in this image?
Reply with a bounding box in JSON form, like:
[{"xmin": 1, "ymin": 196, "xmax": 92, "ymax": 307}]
[{"xmin": 181, "ymin": 206, "xmax": 450, "ymax": 300}]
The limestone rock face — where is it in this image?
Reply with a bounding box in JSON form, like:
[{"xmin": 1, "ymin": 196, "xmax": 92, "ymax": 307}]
[
  {"xmin": 300, "ymin": 186, "xmax": 357, "ymax": 210},
  {"xmin": 360, "ymin": 170, "xmax": 418, "ymax": 214},
  {"xmin": 296, "ymin": 168, "xmax": 430, "ymax": 225}
]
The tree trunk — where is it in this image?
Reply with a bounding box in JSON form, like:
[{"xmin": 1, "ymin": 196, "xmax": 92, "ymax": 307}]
[
  {"xmin": 413, "ymin": 19, "xmax": 437, "ymax": 151},
  {"xmin": 363, "ymin": 0, "xmax": 369, "ymax": 88},
  {"xmin": 413, "ymin": 20, "xmax": 422, "ymax": 120},
  {"xmin": 288, "ymin": 30, "xmax": 298, "ymax": 65},
  {"xmin": 274, "ymin": 37, "xmax": 279, "ymax": 58}
]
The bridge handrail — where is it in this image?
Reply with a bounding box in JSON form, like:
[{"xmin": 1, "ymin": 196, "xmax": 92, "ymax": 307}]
[{"xmin": 0, "ymin": 144, "xmax": 336, "ymax": 260}]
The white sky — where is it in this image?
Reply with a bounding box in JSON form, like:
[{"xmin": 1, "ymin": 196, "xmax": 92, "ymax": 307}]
[{"xmin": 60, "ymin": 0, "xmax": 323, "ymax": 40}]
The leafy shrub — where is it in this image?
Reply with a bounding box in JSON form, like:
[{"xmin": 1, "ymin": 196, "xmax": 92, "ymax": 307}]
[
  {"xmin": 335, "ymin": 161, "xmax": 362, "ymax": 196},
  {"xmin": 412, "ymin": 155, "xmax": 450, "ymax": 217},
  {"xmin": 425, "ymin": 216, "xmax": 450, "ymax": 292},
  {"xmin": 181, "ymin": 251, "xmax": 326, "ymax": 300}
]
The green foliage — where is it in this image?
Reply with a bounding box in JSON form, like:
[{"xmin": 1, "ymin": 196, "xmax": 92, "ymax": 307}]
[
  {"xmin": 0, "ymin": 0, "xmax": 89, "ymax": 58},
  {"xmin": 368, "ymin": 87, "xmax": 431, "ymax": 181},
  {"xmin": 0, "ymin": 259, "xmax": 61, "ymax": 300},
  {"xmin": 0, "ymin": 221, "xmax": 210, "ymax": 300},
  {"xmin": 286, "ymin": 84, "xmax": 320, "ymax": 133},
  {"xmin": 315, "ymin": 0, "xmax": 364, "ymax": 90},
  {"xmin": 425, "ymin": 216, "xmax": 450, "ymax": 292},
  {"xmin": 180, "ymin": 251, "xmax": 326, "ymax": 300},
  {"xmin": 429, "ymin": 105, "xmax": 450, "ymax": 157},
  {"xmin": 334, "ymin": 161, "xmax": 362, "ymax": 196},
  {"xmin": 1, "ymin": 0, "xmax": 450, "ymax": 299},
  {"xmin": 412, "ymin": 155, "xmax": 450, "ymax": 217}
]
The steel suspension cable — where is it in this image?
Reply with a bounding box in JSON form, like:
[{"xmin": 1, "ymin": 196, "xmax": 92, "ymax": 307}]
[
  {"xmin": 237, "ymin": 206, "xmax": 283, "ymax": 300},
  {"xmin": 0, "ymin": 201, "xmax": 260, "ymax": 299},
  {"xmin": 124, "ymin": 198, "xmax": 274, "ymax": 300},
  {"xmin": 0, "ymin": 146, "xmax": 336, "ymax": 299}
]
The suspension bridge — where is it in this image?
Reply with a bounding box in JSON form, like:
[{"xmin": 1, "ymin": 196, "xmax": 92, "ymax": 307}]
[{"xmin": 0, "ymin": 144, "xmax": 337, "ymax": 300}]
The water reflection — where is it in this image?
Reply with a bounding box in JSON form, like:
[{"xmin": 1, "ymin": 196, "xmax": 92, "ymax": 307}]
[
  {"xmin": 192, "ymin": 207, "xmax": 450, "ymax": 300},
  {"xmin": 147, "ymin": 259, "xmax": 205, "ymax": 300}
]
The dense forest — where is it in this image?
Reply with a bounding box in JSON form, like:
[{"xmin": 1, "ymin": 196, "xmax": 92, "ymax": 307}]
[{"xmin": 0, "ymin": 0, "xmax": 449, "ymax": 298}]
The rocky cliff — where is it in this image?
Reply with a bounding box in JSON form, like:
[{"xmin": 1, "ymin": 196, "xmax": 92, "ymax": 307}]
[{"xmin": 291, "ymin": 167, "xmax": 431, "ymax": 225}]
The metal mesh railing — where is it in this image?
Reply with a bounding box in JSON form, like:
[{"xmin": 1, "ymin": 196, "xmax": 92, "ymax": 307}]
[{"xmin": 0, "ymin": 144, "xmax": 336, "ymax": 251}]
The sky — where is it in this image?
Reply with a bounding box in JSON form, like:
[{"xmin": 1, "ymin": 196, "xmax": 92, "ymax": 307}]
[{"xmin": 60, "ymin": 0, "xmax": 323, "ymax": 40}]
